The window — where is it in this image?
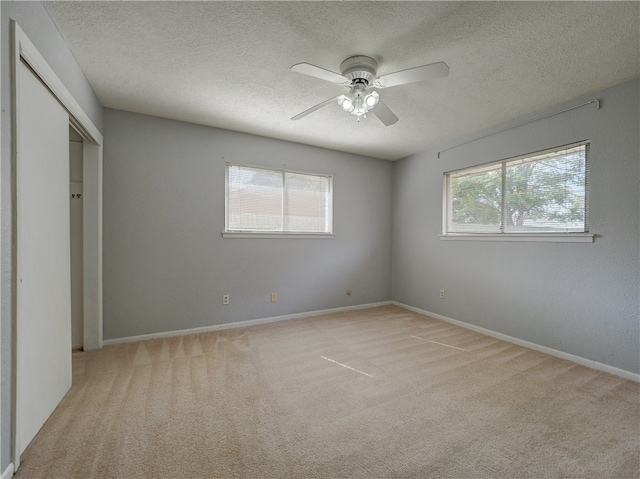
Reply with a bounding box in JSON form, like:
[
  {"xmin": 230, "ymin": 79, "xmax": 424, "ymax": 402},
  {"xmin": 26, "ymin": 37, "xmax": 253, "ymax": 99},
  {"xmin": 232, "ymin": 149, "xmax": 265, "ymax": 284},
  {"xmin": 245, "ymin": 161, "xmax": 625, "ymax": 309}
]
[
  {"xmin": 444, "ymin": 142, "xmax": 590, "ymax": 238},
  {"xmin": 225, "ymin": 164, "xmax": 333, "ymax": 236}
]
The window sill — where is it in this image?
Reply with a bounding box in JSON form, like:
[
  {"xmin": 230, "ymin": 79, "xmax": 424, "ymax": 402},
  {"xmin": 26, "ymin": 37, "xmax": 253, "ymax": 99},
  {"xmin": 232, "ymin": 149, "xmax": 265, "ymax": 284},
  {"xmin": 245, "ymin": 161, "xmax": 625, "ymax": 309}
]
[
  {"xmin": 222, "ymin": 232, "xmax": 335, "ymax": 239},
  {"xmin": 440, "ymin": 233, "xmax": 594, "ymax": 243}
]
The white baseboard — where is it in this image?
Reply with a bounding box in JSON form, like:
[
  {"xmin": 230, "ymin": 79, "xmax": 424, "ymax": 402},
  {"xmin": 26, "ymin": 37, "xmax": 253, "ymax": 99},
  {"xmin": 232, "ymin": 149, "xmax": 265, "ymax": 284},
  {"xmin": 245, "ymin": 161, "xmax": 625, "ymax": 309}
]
[
  {"xmin": 103, "ymin": 301, "xmax": 393, "ymax": 346},
  {"xmin": 393, "ymin": 302, "xmax": 640, "ymax": 382},
  {"xmin": 2, "ymin": 463, "xmax": 14, "ymax": 479}
]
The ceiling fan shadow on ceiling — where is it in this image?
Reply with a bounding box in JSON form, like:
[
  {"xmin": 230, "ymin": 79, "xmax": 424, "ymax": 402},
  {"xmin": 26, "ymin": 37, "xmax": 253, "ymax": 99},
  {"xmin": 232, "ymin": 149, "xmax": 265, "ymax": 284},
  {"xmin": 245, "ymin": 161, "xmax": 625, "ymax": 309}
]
[{"xmin": 290, "ymin": 55, "xmax": 449, "ymax": 126}]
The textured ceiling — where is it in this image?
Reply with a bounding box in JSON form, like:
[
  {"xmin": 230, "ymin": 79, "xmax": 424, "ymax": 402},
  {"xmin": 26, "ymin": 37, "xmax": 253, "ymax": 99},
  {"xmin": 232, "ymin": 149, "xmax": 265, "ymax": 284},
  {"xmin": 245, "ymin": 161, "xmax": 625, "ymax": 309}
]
[{"xmin": 44, "ymin": 1, "xmax": 639, "ymax": 161}]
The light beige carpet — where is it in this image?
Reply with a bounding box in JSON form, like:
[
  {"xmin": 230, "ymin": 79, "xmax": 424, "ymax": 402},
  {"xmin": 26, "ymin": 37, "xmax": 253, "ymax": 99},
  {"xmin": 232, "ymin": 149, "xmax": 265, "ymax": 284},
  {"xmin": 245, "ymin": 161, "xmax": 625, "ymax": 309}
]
[{"xmin": 15, "ymin": 305, "xmax": 639, "ymax": 478}]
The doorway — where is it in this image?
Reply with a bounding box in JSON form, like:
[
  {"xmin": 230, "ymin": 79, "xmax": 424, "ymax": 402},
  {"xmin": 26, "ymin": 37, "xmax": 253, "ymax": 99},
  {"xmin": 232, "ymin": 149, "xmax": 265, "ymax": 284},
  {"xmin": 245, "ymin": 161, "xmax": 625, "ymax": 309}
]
[{"xmin": 70, "ymin": 126, "xmax": 83, "ymax": 350}]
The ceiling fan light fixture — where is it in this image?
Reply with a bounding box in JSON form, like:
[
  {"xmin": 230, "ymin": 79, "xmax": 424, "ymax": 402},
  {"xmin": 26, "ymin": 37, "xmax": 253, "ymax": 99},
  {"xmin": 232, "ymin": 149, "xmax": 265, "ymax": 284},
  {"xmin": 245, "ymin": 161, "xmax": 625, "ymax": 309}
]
[
  {"xmin": 364, "ymin": 91, "xmax": 379, "ymax": 108},
  {"xmin": 353, "ymin": 96, "xmax": 366, "ymax": 116},
  {"xmin": 341, "ymin": 97, "xmax": 354, "ymax": 111}
]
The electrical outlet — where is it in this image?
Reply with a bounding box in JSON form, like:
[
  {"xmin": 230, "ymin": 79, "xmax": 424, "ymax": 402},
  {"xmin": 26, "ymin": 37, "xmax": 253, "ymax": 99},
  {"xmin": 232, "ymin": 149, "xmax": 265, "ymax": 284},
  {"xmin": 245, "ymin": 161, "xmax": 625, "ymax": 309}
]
[
  {"xmin": 271, "ymin": 293, "xmax": 277, "ymax": 303},
  {"xmin": 222, "ymin": 294, "xmax": 230, "ymax": 305},
  {"xmin": 439, "ymin": 290, "xmax": 445, "ymax": 300}
]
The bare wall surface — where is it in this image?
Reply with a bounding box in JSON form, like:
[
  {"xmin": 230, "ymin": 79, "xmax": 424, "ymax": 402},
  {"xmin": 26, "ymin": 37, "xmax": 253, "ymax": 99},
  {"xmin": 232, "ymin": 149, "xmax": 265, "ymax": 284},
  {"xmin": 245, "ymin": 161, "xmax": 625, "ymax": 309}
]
[
  {"xmin": 392, "ymin": 79, "xmax": 640, "ymax": 375},
  {"xmin": 103, "ymin": 109, "xmax": 393, "ymax": 340},
  {"xmin": 0, "ymin": 1, "xmax": 104, "ymax": 469}
]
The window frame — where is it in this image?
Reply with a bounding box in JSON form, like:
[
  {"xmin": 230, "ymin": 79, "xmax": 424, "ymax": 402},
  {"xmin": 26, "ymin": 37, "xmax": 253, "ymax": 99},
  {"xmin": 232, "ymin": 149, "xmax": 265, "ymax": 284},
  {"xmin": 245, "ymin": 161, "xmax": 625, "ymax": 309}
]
[
  {"xmin": 441, "ymin": 141, "xmax": 594, "ymax": 243},
  {"xmin": 223, "ymin": 163, "xmax": 335, "ymax": 239}
]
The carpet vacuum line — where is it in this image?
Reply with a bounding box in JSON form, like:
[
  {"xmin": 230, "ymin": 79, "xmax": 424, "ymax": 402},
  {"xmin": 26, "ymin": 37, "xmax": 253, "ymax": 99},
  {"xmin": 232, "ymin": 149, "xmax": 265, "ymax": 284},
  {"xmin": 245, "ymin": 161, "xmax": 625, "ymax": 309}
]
[
  {"xmin": 410, "ymin": 335, "xmax": 466, "ymax": 351},
  {"xmin": 320, "ymin": 355, "xmax": 374, "ymax": 377}
]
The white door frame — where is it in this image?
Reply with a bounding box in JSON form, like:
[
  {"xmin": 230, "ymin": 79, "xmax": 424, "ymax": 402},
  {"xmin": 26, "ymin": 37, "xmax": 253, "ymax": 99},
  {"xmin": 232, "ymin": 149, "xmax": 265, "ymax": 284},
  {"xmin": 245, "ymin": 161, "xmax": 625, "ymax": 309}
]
[
  {"xmin": 11, "ymin": 21, "xmax": 103, "ymax": 469},
  {"xmin": 0, "ymin": 1, "xmax": 3, "ymax": 473}
]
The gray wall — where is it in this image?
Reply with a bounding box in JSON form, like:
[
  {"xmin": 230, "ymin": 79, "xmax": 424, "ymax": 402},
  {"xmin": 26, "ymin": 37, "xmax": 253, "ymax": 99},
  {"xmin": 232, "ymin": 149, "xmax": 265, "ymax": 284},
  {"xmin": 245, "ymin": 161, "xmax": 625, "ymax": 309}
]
[
  {"xmin": 392, "ymin": 79, "xmax": 640, "ymax": 375},
  {"xmin": 103, "ymin": 109, "xmax": 393, "ymax": 340},
  {"xmin": 0, "ymin": 1, "xmax": 104, "ymax": 469}
]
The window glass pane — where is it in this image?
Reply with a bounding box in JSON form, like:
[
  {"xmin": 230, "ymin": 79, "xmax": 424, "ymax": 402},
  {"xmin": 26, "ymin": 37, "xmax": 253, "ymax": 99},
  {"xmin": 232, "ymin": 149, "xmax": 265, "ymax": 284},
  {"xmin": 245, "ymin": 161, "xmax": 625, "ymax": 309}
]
[
  {"xmin": 504, "ymin": 145, "xmax": 587, "ymax": 233},
  {"xmin": 284, "ymin": 173, "xmax": 331, "ymax": 233},
  {"xmin": 226, "ymin": 165, "xmax": 333, "ymax": 234},
  {"xmin": 448, "ymin": 164, "xmax": 502, "ymax": 233},
  {"xmin": 227, "ymin": 166, "xmax": 283, "ymax": 231}
]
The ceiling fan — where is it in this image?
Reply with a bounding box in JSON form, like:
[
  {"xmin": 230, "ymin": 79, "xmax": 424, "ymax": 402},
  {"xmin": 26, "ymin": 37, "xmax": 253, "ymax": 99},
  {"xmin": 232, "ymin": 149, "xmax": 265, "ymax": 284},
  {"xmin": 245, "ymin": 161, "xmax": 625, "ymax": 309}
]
[{"xmin": 290, "ymin": 55, "xmax": 449, "ymax": 126}]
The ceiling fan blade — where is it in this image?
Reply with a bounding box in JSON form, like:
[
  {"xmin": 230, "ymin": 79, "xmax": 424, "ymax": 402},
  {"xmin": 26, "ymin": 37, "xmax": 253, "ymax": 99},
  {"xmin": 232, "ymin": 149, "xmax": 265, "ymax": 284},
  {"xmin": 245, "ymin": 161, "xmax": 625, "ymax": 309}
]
[
  {"xmin": 290, "ymin": 63, "xmax": 349, "ymax": 84},
  {"xmin": 375, "ymin": 61, "xmax": 449, "ymax": 88},
  {"xmin": 291, "ymin": 96, "xmax": 342, "ymax": 121},
  {"xmin": 371, "ymin": 100, "xmax": 399, "ymax": 126}
]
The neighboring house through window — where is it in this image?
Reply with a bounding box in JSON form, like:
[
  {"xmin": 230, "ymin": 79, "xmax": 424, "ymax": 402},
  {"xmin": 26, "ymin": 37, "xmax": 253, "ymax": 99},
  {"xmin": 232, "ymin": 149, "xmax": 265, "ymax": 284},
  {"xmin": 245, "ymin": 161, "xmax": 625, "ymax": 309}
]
[{"xmin": 225, "ymin": 164, "xmax": 333, "ymax": 236}]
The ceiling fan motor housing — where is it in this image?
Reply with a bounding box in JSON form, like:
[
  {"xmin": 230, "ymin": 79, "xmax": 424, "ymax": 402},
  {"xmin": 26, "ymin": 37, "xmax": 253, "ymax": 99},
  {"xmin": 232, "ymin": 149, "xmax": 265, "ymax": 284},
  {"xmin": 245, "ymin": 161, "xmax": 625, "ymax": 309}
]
[{"xmin": 340, "ymin": 55, "xmax": 378, "ymax": 85}]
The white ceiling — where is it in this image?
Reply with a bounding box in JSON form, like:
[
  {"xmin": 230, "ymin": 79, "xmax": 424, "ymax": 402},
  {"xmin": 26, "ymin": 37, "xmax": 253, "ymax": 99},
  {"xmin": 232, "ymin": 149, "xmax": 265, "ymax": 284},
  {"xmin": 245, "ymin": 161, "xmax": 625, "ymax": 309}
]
[{"xmin": 44, "ymin": 1, "xmax": 639, "ymax": 161}]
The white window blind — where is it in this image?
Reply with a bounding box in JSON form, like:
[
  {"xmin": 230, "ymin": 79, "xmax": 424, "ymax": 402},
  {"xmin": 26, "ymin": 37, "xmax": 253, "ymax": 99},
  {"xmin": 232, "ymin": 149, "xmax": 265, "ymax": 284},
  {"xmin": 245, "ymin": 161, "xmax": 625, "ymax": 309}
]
[
  {"xmin": 226, "ymin": 165, "xmax": 332, "ymax": 234},
  {"xmin": 445, "ymin": 142, "xmax": 589, "ymax": 235}
]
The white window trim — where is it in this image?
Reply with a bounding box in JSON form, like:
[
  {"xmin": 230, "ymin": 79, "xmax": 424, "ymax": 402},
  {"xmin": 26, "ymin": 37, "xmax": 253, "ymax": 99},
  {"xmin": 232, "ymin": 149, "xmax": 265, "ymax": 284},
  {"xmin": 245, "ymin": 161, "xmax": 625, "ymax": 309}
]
[
  {"xmin": 441, "ymin": 141, "xmax": 590, "ymax": 242},
  {"xmin": 224, "ymin": 164, "xmax": 334, "ymax": 237},
  {"xmin": 440, "ymin": 233, "xmax": 594, "ymax": 243},
  {"xmin": 222, "ymin": 232, "xmax": 335, "ymax": 239}
]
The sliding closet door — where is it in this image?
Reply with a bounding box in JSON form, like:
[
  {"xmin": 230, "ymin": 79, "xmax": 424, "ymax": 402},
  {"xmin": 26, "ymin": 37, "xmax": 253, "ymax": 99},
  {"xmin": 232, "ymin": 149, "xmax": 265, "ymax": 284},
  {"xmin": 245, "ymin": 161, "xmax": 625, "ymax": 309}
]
[{"xmin": 16, "ymin": 59, "xmax": 72, "ymax": 456}]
